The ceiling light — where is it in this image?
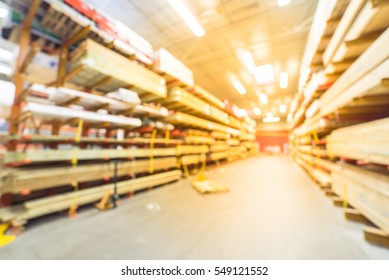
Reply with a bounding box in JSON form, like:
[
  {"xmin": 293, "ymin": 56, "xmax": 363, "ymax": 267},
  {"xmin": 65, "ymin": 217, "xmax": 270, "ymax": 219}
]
[
  {"xmin": 232, "ymin": 80, "xmax": 246, "ymax": 95},
  {"xmin": 258, "ymin": 93, "xmax": 268, "ymax": 104},
  {"xmin": 263, "ymin": 116, "xmax": 280, "ymax": 123},
  {"xmin": 278, "ymin": 0, "xmax": 291, "ymax": 7},
  {"xmin": 241, "ymin": 50, "xmax": 256, "ymax": 73},
  {"xmin": 253, "ymin": 107, "xmax": 261, "ymax": 115},
  {"xmin": 0, "ymin": 48, "xmax": 13, "ymax": 62},
  {"xmin": 0, "ymin": 3, "xmax": 9, "ymax": 18},
  {"xmin": 279, "ymin": 72, "xmax": 288, "ymax": 89},
  {"xmin": 266, "ymin": 112, "xmax": 273, "ymax": 118},
  {"xmin": 238, "ymin": 108, "xmax": 248, "ymax": 117},
  {"xmin": 254, "ymin": 64, "xmax": 274, "ymax": 85},
  {"xmin": 168, "ymin": 0, "xmax": 205, "ymax": 37},
  {"xmin": 279, "ymin": 104, "xmax": 287, "ymax": 114},
  {"xmin": 0, "ymin": 64, "xmax": 12, "ymax": 75}
]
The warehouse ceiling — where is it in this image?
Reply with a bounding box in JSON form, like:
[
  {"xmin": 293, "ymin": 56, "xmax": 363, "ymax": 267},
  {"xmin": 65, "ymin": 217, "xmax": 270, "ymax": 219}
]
[{"xmin": 86, "ymin": 0, "xmax": 318, "ymax": 122}]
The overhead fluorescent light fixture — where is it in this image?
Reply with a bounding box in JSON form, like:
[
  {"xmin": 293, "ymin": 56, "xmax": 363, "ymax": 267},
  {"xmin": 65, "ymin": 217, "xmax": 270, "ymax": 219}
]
[
  {"xmin": 254, "ymin": 64, "xmax": 274, "ymax": 85},
  {"xmin": 232, "ymin": 80, "xmax": 246, "ymax": 95},
  {"xmin": 263, "ymin": 116, "xmax": 280, "ymax": 123},
  {"xmin": 241, "ymin": 50, "xmax": 256, "ymax": 73},
  {"xmin": 258, "ymin": 93, "xmax": 268, "ymax": 105},
  {"xmin": 278, "ymin": 0, "xmax": 291, "ymax": 7},
  {"xmin": 168, "ymin": 0, "xmax": 205, "ymax": 37},
  {"xmin": 0, "ymin": 2, "xmax": 10, "ymax": 18},
  {"xmin": 253, "ymin": 107, "xmax": 261, "ymax": 115},
  {"xmin": 279, "ymin": 72, "xmax": 288, "ymax": 89},
  {"xmin": 279, "ymin": 104, "xmax": 287, "ymax": 114},
  {"xmin": 237, "ymin": 108, "xmax": 248, "ymax": 117}
]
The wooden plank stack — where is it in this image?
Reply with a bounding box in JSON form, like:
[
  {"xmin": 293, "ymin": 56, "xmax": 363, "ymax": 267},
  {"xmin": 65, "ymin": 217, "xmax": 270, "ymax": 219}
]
[
  {"xmin": 69, "ymin": 39, "xmax": 166, "ymax": 101},
  {"xmin": 290, "ymin": 0, "xmax": 389, "ymax": 242},
  {"xmin": 327, "ymin": 117, "xmax": 389, "ymax": 165},
  {"xmin": 332, "ymin": 163, "xmax": 389, "ymax": 235},
  {"xmin": 1, "ymin": 0, "xmax": 258, "ymax": 227}
]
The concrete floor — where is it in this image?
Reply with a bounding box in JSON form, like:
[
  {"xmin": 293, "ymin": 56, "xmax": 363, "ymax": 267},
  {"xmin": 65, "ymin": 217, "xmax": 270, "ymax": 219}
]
[{"xmin": 1, "ymin": 155, "xmax": 389, "ymax": 259}]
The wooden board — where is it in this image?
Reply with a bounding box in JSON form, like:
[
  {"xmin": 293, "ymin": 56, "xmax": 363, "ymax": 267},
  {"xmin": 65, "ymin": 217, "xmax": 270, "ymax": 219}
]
[
  {"xmin": 295, "ymin": 156, "xmax": 331, "ymax": 187},
  {"xmin": 189, "ymin": 85, "xmax": 225, "ymax": 110},
  {"xmin": 208, "ymin": 151, "xmax": 229, "ymax": 161},
  {"xmin": 184, "ymin": 136, "xmax": 215, "ymax": 144},
  {"xmin": 1, "ymin": 157, "xmax": 178, "ymax": 194},
  {"xmin": 5, "ymin": 134, "xmax": 183, "ymax": 145},
  {"xmin": 180, "ymin": 154, "xmax": 206, "ymax": 165},
  {"xmin": 0, "ymin": 170, "xmax": 182, "ymax": 223},
  {"xmin": 22, "ymin": 102, "xmax": 142, "ymax": 128},
  {"xmin": 331, "ymin": 163, "xmax": 389, "ymax": 235},
  {"xmin": 31, "ymin": 85, "xmax": 131, "ymax": 113},
  {"xmin": 166, "ymin": 112, "xmax": 240, "ymax": 136},
  {"xmin": 69, "ymin": 40, "xmax": 166, "ymax": 100},
  {"xmin": 323, "ymin": 0, "xmax": 366, "ymax": 66},
  {"xmin": 327, "ymin": 117, "xmax": 389, "ymax": 165},
  {"xmin": 4, "ymin": 148, "xmax": 177, "ymax": 165},
  {"xmin": 176, "ymin": 145, "xmax": 209, "ymax": 155},
  {"xmin": 320, "ymin": 28, "xmax": 389, "ymax": 117},
  {"xmin": 153, "ymin": 48, "xmax": 194, "ymax": 87}
]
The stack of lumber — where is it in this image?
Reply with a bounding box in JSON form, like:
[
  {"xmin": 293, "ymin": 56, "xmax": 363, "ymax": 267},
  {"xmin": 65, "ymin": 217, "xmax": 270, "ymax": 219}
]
[
  {"xmin": 0, "ymin": 157, "xmax": 178, "ymax": 194},
  {"xmin": 323, "ymin": 0, "xmax": 389, "ymax": 67},
  {"xmin": 131, "ymin": 104, "xmax": 169, "ymax": 118},
  {"xmin": 3, "ymin": 0, "xmax": 258, "ymax": 228},
  {"xmin": 4, "ymin": 147, "xmax": 177, "ymax": 165},
  {"xmin": 297, "ymin": 145, "xmax": 328, "ymax": 157},
  {"xmin": 162, "ymin": 87, "xmax": 211, "ymax": 116},
  {"xmin": 294, "ymin": 155, "xmax": 332, "ymax": 187},
  {"xmin": 153, "ymin": 48, "xmax": 194, "ymax": 87},
  {"xmin": 184, "ymin": 136, "xmax": 215, "ymax": 144},
  {"xmin": 30, "ymin": 85, "xmax": 135, "ymax": 113},
  {"xmin": 189, "ymin": 85, "xmax": 225, "ymax": 110},
  {"xmin": 209, "ymin": 142, "xmax": 230, "ymax": 152},
  {"xmin": 296, "ymin": 151, "xmax": 338, "ymax": 172},
  {"xmin": 69, "ymin": 40, "xmax": 166, "ymax": 100},
  {"xmin": 208, "ymin": 151, "xmax": 230, "ymax": 161},
  {"xmin": 319, "ymin": 27, "xmax": 389, "ymax": 117},
  {"xmin": 0, "ymin": 170, "xmax": 182, "ymax": 223},
  {"xmin": 327, "ymin": 117, "xmax": 389, "ymax": 165},
  {"xmin": 166, "ymin": 112, "xmax": 240, "ymax": 136},
  {"xmin": 22, "ymin": 102, "xmax": 142, "ymax": 128},
  {"xmin": 180, "ymin": 154, "xmax": 206, "ymax": 165},
  {"xmin": 176, "ymin": 145, "xmax": 209, "ymax": 155},
  {"xmin": 10, "ymin": 0, "xmax": 154, "ymax": 65},
  {"xmin": 160, "ymin": 87, "xmax": 231, "ymax": 125},
  {"xmin": 3, "ymin": 134, "xmax": 183, "ymax": 145},
  {"xmin": 332, "ymin": 163, "xmax": 389, "ymax": 234}
]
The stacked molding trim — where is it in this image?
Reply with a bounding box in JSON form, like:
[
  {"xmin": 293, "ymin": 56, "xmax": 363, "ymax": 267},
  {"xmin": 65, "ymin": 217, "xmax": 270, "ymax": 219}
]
[
  {"xmin": 290, "ymin": 0, "xmax": 389, "ymax": 237},
  {"xmin": 1, "ymin": 0, "xmax": 257, "ymax": 225}
]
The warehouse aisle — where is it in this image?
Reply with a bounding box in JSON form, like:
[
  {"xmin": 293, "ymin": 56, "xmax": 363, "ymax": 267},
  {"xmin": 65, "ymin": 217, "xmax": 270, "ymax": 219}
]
[{"xmin": 1, "ymin": 155, "xmax": 388, "ymax": 260}]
